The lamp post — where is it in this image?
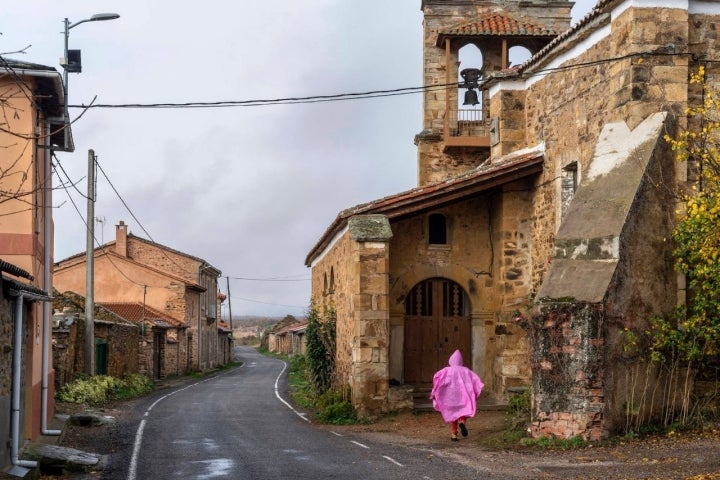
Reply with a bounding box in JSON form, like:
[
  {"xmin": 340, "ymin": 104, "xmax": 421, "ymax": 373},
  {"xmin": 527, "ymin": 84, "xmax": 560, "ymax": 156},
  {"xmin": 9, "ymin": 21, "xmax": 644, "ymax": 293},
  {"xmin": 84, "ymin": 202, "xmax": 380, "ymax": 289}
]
[
  {"xmin": 61, "ymin": 13, "xmax": 119, "ymax": 150},
  {"xmin": 61, "ymin": 13, "xmax": 118, "ymax": 375}
]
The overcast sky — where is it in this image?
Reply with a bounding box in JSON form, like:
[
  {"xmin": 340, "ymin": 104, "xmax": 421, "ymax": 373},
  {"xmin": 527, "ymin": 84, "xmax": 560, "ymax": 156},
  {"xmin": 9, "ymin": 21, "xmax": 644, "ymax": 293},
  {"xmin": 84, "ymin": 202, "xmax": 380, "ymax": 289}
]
[{"xmin": 2, "ymin": 1, "xmax": 596, "ymax": 318}]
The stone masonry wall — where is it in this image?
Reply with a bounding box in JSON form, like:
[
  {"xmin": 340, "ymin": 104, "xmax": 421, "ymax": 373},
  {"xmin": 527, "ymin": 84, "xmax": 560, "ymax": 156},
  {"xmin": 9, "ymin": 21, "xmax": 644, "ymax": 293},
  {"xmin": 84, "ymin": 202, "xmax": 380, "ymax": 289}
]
[
  {"xmin": 310, "ymin": 232, "xmax": 355, "ymax": 388},
  {"xmin": 388, "ymin": 194, "xmax": 533, "ymax": 397},
  {"xmin": 350, "ymin": 237, "xmax": 391, "ymax": 417},
  {"xmin": 530, "ymin": 302, "xmax": 605, "ymax": 441},
  {"xmin": 0, "ymin": 292, "xmax": 18, "ymax": 469},
  {"xmin": 512, "ymin": 4, "xmax": 692, "ymax": 439}
]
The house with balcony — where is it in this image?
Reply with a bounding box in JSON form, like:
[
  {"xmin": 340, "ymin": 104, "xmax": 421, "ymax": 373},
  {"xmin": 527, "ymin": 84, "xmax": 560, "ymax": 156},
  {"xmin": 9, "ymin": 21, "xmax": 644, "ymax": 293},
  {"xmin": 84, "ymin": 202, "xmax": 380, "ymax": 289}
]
[
  {"xmin": 54, "ymin": 221, "xmax": 225, "ymax": 374},
  {"xmin": 307, "ymin": 0, "xmax": 709, "ymax": 439}
]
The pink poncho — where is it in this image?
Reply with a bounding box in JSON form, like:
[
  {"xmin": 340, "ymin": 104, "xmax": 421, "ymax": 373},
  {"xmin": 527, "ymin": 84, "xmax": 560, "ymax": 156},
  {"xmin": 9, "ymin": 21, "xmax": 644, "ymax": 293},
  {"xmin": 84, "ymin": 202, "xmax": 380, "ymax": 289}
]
[{"xmin": 430, "ymin": 350, "xmax": 484, "ymax": 423}]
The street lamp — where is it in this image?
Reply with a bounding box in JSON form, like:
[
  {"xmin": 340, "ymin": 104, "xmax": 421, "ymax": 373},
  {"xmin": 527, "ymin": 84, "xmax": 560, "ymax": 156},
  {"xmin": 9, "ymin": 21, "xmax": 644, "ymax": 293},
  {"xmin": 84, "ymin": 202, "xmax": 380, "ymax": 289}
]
[
  {"xmin": 60, "ymin": 13, "xmax": 118, "ymax": 375},
  {"xmin": 61, "ymin": 13, "xmax": 119, "ymax": 150}
]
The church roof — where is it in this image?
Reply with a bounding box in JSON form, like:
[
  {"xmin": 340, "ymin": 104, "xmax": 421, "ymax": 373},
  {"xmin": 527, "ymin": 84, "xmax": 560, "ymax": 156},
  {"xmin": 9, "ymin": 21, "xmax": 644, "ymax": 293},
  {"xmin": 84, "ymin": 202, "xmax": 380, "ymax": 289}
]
[
  {"xmin": 436, "ymin": 15, "xmax": 558, "ymax": 46},
  {"xmin": 306, "ymin": 145, "xmax": 544, "ymax": 266}
]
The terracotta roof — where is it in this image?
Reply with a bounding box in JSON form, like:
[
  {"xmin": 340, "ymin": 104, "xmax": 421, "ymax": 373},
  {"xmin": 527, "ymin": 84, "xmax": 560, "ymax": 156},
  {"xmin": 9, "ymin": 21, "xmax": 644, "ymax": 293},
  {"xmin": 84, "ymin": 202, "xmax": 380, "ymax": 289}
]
[
  {"xmin": 218, "ymin": 320, "xmax": 232, "ymax": 333},
  {"xmin": 99, "ymin": 302, "xmax": 185, "ymax": 328},
  {"xmin": 436, "ymin": 15, "xmax": 558, "ymax": 46},
  {"xmin": 306, "ymin": 146, "xmax": 545, "ymax": 266},
  {"xmin": 273, "ymin": 320, "xmax": 308, "ymax": 336}
]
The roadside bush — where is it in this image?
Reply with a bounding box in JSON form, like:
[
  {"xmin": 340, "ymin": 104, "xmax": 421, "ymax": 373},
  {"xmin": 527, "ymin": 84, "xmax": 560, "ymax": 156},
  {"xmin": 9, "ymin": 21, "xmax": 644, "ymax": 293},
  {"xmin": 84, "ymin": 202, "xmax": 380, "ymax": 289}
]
[
  {"xmin": 315, "ymin": 387, "xmax": 356, "ymax": 425},
  {"xmin": 288, "ymin": 355, "xmax": 314, "ymax": 409},
  {"xmin": 113, "ymin": 374, "xmax": 154, "ymax": 399},
  {"xmin": 56, "ymin": 374, "xmax": 154, "ymax": 406}
]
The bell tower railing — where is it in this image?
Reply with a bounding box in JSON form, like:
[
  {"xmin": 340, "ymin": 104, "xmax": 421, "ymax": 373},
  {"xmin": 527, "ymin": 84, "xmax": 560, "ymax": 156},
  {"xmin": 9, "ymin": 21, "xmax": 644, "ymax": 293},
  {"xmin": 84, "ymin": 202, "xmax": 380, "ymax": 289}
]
[{"xmin": 443, "ymin": 104, "xmax": 491, "ymax": 149}]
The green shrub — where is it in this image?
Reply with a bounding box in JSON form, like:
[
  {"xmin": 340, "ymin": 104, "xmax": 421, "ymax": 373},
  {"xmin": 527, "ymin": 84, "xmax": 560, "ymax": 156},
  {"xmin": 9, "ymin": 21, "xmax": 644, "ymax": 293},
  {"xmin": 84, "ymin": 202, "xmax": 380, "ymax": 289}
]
[
  {"xmin": 114, "ymin": 374, "xmax": 154, "ymax": 399},
  {"xmin": 305, "ymin": 305, "xmax": 336, "ymax": 395},
  {"xmin": 288, "ymin": 355, "xmax": 315, "ymax": 409},
  {"xmin": 315, "ymin": 387, "xmax": 356, "ymax": 425},
  {"xmin": 56, "ymin": 373, "xmax": 154, "ymax": 406},
  {"xmin": 56, "ymin": 375, "xmax": 122, "ymax": 406}
]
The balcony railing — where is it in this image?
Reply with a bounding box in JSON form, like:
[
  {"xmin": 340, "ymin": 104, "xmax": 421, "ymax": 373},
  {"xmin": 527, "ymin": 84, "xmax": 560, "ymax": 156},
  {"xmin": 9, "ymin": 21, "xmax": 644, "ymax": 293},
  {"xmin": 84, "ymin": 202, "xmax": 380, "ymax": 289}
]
[{"xmin": 444, "ymin": 107, "xmax": 491, "ymax": 150}]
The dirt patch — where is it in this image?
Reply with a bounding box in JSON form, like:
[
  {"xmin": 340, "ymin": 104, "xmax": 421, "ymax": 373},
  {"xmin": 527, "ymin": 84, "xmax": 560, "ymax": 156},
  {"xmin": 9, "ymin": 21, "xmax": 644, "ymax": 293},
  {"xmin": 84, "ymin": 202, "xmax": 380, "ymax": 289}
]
[{"xmin": 328, "ymin": 410, "xmax": 720, "ymax": 479}]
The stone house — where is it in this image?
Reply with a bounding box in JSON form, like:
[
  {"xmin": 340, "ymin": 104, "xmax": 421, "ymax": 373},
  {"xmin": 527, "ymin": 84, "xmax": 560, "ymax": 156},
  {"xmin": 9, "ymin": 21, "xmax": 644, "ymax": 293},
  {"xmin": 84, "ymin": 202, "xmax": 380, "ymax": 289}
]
[
  {"xmin": 217, "ymin": 320, "xmax": 234, "ymax": 365},
  {"xmin": 0, "ymin": 58, "xmax": 69, "ymax": 473},
  {"xmin": 306, "ymin": 0, "xmax": 711, "ymax": 439},
  {"xmin": 51, "ymin": 291, "xmax": 140, "ymax": 387},
  {"xmin": 268, "ymin": 320, "xmax": 307, "ymax": 356},
  {"xmin": 54, "ymin": 221, "xmax": 225, "ymax": 373},
  {"xmin": 97, "ymin": 302, "xmax": 188, "ymax": 379}
]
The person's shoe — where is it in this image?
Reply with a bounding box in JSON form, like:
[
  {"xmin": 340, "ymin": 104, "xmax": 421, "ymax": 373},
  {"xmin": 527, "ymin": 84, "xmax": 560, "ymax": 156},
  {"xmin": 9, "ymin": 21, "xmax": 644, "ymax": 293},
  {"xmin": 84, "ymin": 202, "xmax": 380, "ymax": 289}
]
[
  {"xmin": 450, "ymin": 434, "xmax": 458, "ymax": 441},
  {"xmin": 459, "ymin": 422, "xmax": 468, "ymax": 437}
]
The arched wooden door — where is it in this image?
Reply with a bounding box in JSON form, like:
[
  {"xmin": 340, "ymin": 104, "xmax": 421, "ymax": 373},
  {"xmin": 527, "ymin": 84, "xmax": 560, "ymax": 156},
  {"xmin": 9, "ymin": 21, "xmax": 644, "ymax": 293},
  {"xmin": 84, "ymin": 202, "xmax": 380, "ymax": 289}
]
[{"xmin": 403, "ymin": 278, "xmax": 472, "ymax": 385}]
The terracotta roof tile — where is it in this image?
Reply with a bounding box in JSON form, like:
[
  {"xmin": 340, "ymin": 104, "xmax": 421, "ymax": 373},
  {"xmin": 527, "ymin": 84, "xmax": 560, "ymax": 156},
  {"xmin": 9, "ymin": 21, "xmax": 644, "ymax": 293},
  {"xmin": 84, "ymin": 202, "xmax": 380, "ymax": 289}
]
[
  {"xmin": 99, "ymin": 302, "xmax": 185, "ymax": 328},
  {"xmin": 442, "ymin": 15, "xmax": 558, "ymax": 39}
]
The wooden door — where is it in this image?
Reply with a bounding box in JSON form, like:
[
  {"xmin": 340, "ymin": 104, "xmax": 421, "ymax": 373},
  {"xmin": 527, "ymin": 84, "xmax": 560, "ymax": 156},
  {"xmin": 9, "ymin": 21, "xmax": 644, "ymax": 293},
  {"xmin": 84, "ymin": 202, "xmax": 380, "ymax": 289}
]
[{"xmin": 403, "ymin": 278, "xmax": 471, "ymax": 385}]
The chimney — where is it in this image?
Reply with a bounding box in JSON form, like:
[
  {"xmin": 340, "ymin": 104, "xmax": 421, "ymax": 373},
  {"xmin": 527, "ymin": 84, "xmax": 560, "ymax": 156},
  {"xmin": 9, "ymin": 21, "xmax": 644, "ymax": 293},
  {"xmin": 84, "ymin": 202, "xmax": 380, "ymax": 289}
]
[{"xmin": 116, "ymin": 221, "xmax": 128, "ymax": 257}]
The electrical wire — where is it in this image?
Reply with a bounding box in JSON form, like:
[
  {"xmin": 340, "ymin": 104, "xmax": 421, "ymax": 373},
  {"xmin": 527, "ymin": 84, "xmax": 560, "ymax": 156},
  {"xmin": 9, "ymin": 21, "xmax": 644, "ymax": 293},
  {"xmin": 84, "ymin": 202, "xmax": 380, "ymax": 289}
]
[{"xmin": 69, "ymin": 83, "xmax": 451, "ymax": 109}]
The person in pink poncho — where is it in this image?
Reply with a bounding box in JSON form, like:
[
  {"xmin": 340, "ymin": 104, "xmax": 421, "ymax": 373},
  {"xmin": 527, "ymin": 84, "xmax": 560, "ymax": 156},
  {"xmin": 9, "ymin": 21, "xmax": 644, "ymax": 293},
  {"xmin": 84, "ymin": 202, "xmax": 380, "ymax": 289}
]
[{"xmin": 429, "ymin": 349, "xmax": 484, "ymax": 441}]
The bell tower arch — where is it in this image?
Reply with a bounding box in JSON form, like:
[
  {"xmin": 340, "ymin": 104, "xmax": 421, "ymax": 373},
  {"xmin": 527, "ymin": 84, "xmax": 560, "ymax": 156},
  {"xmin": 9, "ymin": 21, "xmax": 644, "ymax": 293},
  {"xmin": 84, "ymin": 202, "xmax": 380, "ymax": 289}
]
[{"xmin": 416, "ymin": 0, "xmax": 574, "ymax": 186}]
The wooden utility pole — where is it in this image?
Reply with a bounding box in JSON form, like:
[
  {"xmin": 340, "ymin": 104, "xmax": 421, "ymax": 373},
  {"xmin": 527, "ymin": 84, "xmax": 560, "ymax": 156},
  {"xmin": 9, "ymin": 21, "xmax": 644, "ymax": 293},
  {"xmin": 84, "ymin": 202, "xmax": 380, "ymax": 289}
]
[
  {"xmin": 84, "ymin": 149, "xmax": 96, "ymax": 375},
  {"xmin": 226, "ymin": 276, "xmax": 233, "ymax": 331}
]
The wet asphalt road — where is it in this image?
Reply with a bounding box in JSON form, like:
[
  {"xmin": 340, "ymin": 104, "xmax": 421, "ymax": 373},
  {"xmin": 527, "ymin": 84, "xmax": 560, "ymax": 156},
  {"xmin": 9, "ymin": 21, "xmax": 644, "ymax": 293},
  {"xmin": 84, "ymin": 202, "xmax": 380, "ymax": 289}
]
[{"xmin": 103, "ymin": 346, "xmax": 491, "ymax": 480}]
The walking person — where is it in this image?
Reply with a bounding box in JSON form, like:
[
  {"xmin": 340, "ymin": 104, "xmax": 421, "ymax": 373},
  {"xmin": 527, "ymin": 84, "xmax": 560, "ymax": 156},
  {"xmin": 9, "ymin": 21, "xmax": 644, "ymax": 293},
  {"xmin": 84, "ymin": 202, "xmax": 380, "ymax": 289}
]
[{"xmin": 429, "ymin": 349, "xmax": 484, "ymax": 441}]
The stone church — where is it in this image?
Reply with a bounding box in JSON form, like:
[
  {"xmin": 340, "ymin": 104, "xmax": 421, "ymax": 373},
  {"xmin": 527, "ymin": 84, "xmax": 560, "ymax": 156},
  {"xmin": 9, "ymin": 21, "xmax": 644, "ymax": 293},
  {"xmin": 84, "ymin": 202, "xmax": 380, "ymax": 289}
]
[{"xmin": 306, "ymin": 0, "xmax": 713, "ymax": 439}]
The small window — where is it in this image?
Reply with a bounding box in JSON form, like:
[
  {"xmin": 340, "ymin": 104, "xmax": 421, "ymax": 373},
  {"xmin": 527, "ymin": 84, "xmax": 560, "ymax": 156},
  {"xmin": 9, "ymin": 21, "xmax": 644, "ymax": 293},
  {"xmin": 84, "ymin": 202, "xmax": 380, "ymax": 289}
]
[
  {"xmin": 329, "ymin": 267, "xmax": 335, "ymax": 293},
  {"xmin": 429, "ymin": 213, "xmax": 447, "ymax": 245}
]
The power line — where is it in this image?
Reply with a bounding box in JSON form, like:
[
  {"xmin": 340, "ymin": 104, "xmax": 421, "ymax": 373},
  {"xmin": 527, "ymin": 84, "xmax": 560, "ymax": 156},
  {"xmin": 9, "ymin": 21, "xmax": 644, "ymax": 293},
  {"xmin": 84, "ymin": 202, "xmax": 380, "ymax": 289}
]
[
  {"xmin": 68, "ymin": 84, "xmax": 450, "ymax": 109},
  {"xmin": 64, "ymin": 49, "xmax": 687, "ymax": 112},
  {"xmin": 228, "ymin": 276, "xmax": 310, "ymax": 282},
  {"xmin": 231, "ymin": 296, "xmax": 306, "ymax": 310}
]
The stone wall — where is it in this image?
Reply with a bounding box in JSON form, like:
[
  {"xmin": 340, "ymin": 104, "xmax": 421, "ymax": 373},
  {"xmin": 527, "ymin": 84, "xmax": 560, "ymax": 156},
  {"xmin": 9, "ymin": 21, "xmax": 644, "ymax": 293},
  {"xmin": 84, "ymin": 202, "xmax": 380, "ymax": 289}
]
[
  {"xmin": 529, "ymin": 302, "xmax": 605, "ymax": 441},
  {"xmin": 311, "ymin": 231, "xmax": 354, "ymax": 388},
  {"xmin": 0, "ymin": 291, "xmax": 17, "ymax": 470},
  {"xmin": 388, "ymin": 193, "xmax": 533, "ymax": 397},
  {"xmin": 310, "ymin": 216, "xmax": 392, "ymax": 417},
  {"xmin": 52, "ymin": 309, "xmax": 141, "ymax": 386}
]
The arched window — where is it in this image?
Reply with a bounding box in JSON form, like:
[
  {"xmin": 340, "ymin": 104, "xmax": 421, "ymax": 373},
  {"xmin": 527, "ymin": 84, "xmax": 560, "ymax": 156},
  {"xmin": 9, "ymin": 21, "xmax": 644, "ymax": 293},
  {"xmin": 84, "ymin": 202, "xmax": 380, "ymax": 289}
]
[
  {"xmin": 329, "ymin": 266, "xmax": 335, "ymax": 293},
  {"xmin": 509, "ymin": 46, "xmax": 532, "ymax": 67},
  {"xmin": 323, "ymin": 273, "xmax": 328, "ymax": 295},
  {"xmin": 458, "ymin": 44, "xmax": 483, "ymax": 111},
  {"xmin": 429, "ymin": 213, "xmax": 447, "ymax": 245}
]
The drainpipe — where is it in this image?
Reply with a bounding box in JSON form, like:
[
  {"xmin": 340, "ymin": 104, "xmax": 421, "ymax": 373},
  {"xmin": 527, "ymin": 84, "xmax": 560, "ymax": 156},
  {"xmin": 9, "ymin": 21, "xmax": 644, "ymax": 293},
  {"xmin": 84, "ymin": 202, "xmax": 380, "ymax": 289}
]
[
  {"xmin": 10, "ymin": 293, "xmax": 40, "ymax": 470},
  {"xmin": 41, "ymin": 130, "xmax": 61, "ymax": 436}
]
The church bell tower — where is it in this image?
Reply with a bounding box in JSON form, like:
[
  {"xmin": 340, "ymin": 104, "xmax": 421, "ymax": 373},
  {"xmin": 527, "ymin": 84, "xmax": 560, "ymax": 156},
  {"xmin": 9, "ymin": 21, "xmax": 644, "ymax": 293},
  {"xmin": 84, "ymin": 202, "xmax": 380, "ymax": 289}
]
[{"xmin": 416, "ymin": 0, "xmax": 574, "ymax": 186}]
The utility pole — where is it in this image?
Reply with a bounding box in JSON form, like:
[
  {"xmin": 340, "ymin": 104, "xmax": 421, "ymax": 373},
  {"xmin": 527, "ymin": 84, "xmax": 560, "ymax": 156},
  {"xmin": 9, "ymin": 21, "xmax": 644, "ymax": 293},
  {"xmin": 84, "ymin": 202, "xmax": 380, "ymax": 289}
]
[
  {"xmin": 226, "ymin": 276, "xmax": 233, "ymax": 331},
  {"xmin": 84, "ymin": 149, "xmax": 96, "ymax": 375}
]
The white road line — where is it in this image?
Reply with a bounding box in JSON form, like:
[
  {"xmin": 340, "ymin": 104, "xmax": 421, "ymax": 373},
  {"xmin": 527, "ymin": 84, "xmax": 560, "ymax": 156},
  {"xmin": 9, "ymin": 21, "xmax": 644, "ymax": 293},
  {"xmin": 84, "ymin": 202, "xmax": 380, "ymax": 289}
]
[
  {"xmin": 330, "ymin": 431, "xmax": 343, "ymax": 437},
  {"xmin": 273, "ymin": 360, "xmax": 310, "ymax": 422},
  {"xmin": 350, "ymin": 440, "xmax": 369, "ymax": 449},
  {"xmin": 126, "ymin": 368, "xmax": 236, "ymax": 480},
  {"xmin": 383, "ymin": 455, "xmax": 404, "ymax": 467}
]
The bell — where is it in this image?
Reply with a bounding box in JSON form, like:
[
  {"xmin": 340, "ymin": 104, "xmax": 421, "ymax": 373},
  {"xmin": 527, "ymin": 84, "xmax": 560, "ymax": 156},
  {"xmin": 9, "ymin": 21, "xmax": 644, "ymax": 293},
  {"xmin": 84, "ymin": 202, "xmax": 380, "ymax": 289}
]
[{"xmin": 463, "ymin": 89, "xmax": 479, "ymax": 106}]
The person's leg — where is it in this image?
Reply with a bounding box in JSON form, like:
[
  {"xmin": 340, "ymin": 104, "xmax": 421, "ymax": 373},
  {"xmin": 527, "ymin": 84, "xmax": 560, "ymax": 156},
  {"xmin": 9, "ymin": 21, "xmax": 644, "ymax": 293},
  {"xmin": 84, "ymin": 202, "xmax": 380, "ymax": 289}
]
[
  {"xmin": 450, "ymin": 420, "xmax": 459, "ymax": 441},
  {"xmin": 459, "ymin": 416, "xmax": 468, "ymax": 437}
]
